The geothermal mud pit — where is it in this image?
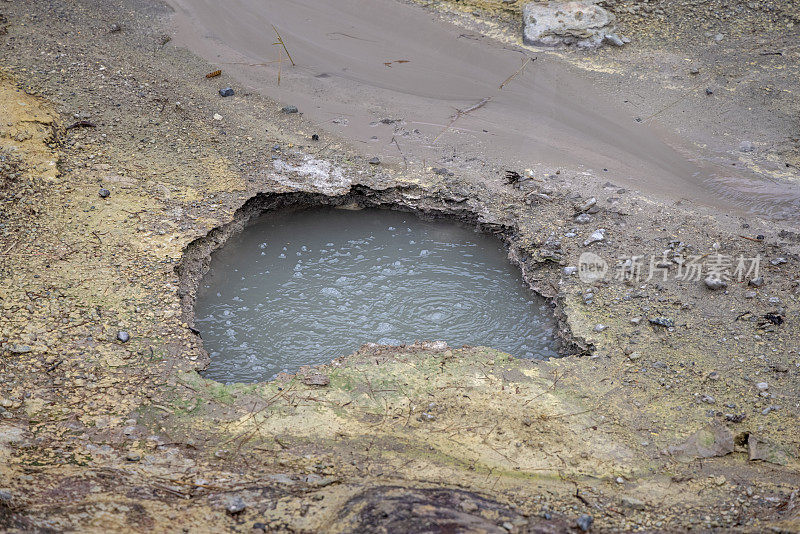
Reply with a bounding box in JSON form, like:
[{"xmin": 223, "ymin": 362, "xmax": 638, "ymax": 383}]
[{"xmin": 196, "ymin": 206, "xmax": 560, "ymax": 382}]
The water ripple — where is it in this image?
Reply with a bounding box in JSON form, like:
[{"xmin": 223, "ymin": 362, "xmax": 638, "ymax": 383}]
[{"xmin": 196, "ymin": 208, "xmax": 560, "ymax": 383}]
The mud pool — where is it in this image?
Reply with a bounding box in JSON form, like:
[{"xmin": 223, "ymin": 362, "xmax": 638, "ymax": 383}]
[{"xmin": 195, "ymin": 207, "xmax": 560, "ymax": 382}]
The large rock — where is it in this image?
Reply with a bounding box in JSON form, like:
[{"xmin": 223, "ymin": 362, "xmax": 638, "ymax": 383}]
[
  {"xmin": 522, "ymin": 1, "xmax": 625, "ymax": 48},
  {"xmin": 667, "ymin": 422, "xmax": 734, "ymax": 460},
  {"xmin": 748, "ymin": 434, "xmax": 791, "ymax": 465}
]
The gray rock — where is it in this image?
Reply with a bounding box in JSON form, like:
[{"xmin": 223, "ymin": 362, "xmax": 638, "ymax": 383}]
[
  {"xmin": 368, "ymin": 157, "xmax": 381, "ymax": 165},
  {"xmin": 748, "ymin": 277, "xmax": 764, "ymax": 287},
  {"xmin": 620, "ymin": 495, "xmax": 645, "ymax": 510},
  {"xmin": 704, "ymin": 276, "xmax": 727, "ymax": 290},
  {"xmin": 116, "ymin": 331, "xmax": 130, "ymax": 343},
  {"xmin": 563, "ymin": 266, "xmax": 578, "ymax": 276},
  {"xmin": 522, "ymin": 1, "xmax": 620, "ymax": 49},
  {"xmin": 770, "ymin": 257, "xmax": 787, "ymax": 265},
  {"xmin": 593, "ymin": 324, "xmax": 608, "ymax": 332},
  {"xmin": 739, "ymin": 140, "xmax": 755, "ymax": 152},
  {"xmin": 9, "ymin": 344, "xmax": 32, "ymax": 354},
  {"xmin": 99, "ymin": 188, "xmax": 110, "ymax": 198},
  {"xmin": 576, "ymin": 513, "xmax": 594, "ymax": 531},
  {"xmin": 583, "ymin": 229, "xmax": 605, "ymax": 246},
  {"xmin": 648, "ymin": 316, "xmax": 674, "ymax": 328},
  {"xmin": 575, "ymin": 213, "xmax": 593, "ymax": 224},
  {"xmin": 575, "ymin": 197, "xmax": 596, "ymax": 212},
  {"xmin": 700, "ymin": 394, "xmax": 715, "ymax": 404},
  {"xmin": 219, "ymin": 87, "xmax": 234, "ymax": 97},
  {"xmin": 281, "ymin": 105, "xmax": 299, "ymax": 114},
  {"xmin": 755, "ymin": 382, "xmax": 768, "ymax": 391},
  {"xmin": 761, "ymin": 405, "xmax": 780, "ymax": 415},
  {"xmin": 226, "ymin": 496, "xmax": 246, "ymax": 515}
]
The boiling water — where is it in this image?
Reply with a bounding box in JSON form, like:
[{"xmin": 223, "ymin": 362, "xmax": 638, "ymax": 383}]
[{"xmin": 196, "ymin": 207, "xmax": 560, "ymax": 383}]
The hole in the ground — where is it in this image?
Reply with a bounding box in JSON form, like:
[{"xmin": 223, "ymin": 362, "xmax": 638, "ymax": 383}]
[{"xmin": 193, "ymin": 202, "xmax": 561, "ymax": 383}]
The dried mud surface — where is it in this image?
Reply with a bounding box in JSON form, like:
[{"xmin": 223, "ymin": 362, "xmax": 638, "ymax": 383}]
[{"xmin": 0, "ymin": 0, "xmax": 798, "ymax": 532}]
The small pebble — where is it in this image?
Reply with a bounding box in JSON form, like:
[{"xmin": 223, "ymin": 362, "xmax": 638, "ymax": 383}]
[
  {"xmin": 219, "ymin": 87, "xmax": 234, "ymax": 97},
  {"xmin": 117, "ymin": 331, "xmax": 130, "ymax": 343},
  {"xmin": 281, "ymin": 105, "xmax": 299, "ymax": 114},
  {"xmin": 739, "ymin": 140, "xmax": 755, "ymax": 152},
  {"xmin": 368, "ymin": 157, "xmax": 381, "ymax": 165},
  {"xmin": 577, "ymin": 514, "xmax": 593, "ymax": 532},
  {"xmin": 99, "ymin": 188, "xmax": 110, "ymax": 198}
]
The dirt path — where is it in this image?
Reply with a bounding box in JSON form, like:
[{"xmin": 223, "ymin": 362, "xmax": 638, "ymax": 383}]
[{"xmin": 167, "ymin": 0, "xmax": 800, "ymax": 220}]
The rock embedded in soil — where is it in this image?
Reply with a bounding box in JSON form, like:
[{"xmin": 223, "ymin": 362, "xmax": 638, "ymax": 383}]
[
  {"xmin": 704, "ymin": 275, "xmax": 727, "ymax": 290},
  {"xmin": 116, "ymin": 330, "xmax": 130, "ymax": 343},
  {"xmin": 748, "ymin": 434, "xmax": 790, "ymax": 465},
  {"xmin": 649, "ymin": 316, "xmax": 674, "ymax": 327},
  {"xmin": 219, "ymin": 87, "xmax": 234, "ymax": 97},
  {"xmin": 302, "ymin": 373, "xmax": 330, "ymax": 387},
  {"xmin": 576, "ymin": 513, "xmax": 594, "ymax": 531},
  {"xmin": 583, "ymin": 229, "xmax": 605, "ymax": 245},
  {"xmin": 739, "ymin": 140, "xmax": 755, "ymax": 152},
  {"xmin": 226, "ymin": 496, "xmax": 246, "ymax": 515},
  {"xmin": 522, "ymin": 1, "xmax": 623, "ymax": 49},
  {"xmin": 281, "ymin": 105, "xmax": 299, "ymax": 114},
  {"xmin": 98, "ymin": 188, "xmax": 110, "ymax": 198},
  {"xmin": 668, "ymin": 422, "xmax": 734, "ymax": 460}
]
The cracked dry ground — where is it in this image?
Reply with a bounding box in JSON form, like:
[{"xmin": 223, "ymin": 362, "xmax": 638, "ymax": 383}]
[{"xmin": 1, "ymin": 0, "xmax": 799, "ymax": 532}]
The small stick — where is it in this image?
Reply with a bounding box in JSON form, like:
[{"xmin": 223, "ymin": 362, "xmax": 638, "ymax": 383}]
[
  {"xmin": 65, "ymin": 120, "xmax": 96, "ymax": 130},
  {"xmin": 499, "ymin": 56, "xmax": 535, "ymax": 90},
  {"xmin": 738, "ymin": 235, "xmax": 764, "ymax": 243},
  {"xmin": 432, "ymin": 96, "xmax": 491, "ymax": 143},
  {"xmin": 272, "ymin": 25, "xmax": 295, "ymax": 67}
]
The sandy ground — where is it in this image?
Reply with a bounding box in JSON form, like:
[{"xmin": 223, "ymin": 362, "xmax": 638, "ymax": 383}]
[
  {"xmin": 0, "ymin": 0, "xmax": 799, "ymax": 532},
  {"xmin": 166, "ymin": 0, "xmax": 800, "ymax": 220}
]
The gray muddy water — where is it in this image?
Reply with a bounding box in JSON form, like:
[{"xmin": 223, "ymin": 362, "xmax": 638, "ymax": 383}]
[{"xmin": 196, "ymin": 207, "xmax": 560, "ymax": 383}]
